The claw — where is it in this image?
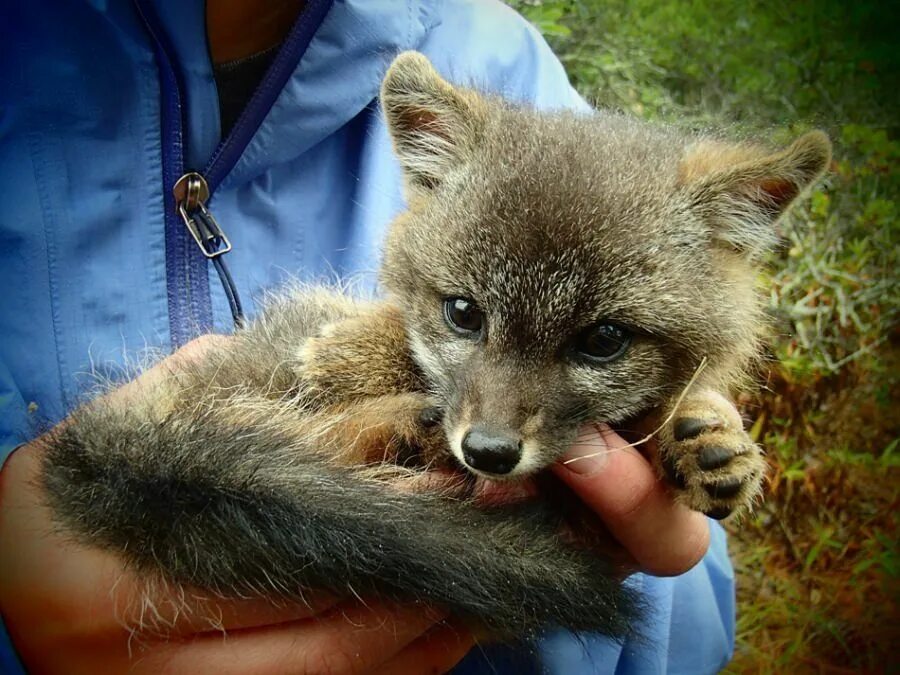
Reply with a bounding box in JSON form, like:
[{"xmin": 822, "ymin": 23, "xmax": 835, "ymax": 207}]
[
  {"xmin": 418, "ymin": 406, "xmax": 443, "ymax": 428},
  {"xmin": 662, "ymin": 454, "xmax": 688, "ymax": 489}
]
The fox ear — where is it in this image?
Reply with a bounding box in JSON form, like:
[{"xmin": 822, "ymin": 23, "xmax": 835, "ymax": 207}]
[
  {"xmin": 381, "ymin": 51, "xmax": 486, "ymax": 192},
  {"xmin": 679, "ymin": 131, "xmax": 831, "ymax": 259}
]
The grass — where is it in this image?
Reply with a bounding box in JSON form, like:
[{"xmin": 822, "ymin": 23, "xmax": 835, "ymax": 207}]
[{"xmin": 508, "ymin": 1, "xmax": 899, "ymax": 671}]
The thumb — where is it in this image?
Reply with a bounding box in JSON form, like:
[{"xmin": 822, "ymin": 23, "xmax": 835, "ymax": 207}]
[{"xmin": 552, "ymin": 424, "xmax": 709, "ymax": 577}]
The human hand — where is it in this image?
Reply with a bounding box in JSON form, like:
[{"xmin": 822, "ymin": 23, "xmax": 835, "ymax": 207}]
[
  {"xmin": 552, "ymin": 422, "xmax": 712, "ymax": 577},
  {"xmin": 0, "ymin": 337, "xmax": 474, "ymax": 675}
]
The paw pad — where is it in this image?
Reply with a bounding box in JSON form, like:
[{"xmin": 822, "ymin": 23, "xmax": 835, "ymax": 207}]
[
  {"xmin": 673, "ymin": 417, "xmax": 721, "ymax": 442},
  {"xmin": 704, "ymin": 506, "xmax": 733, "ymax": 520},
  {"xmin": 702, "ymin": 475, "xmax": 743, "ymax": 499},
  {"xmin": 662, "ymin": 400, "xmax": 767, "ymax": 520},
  {"xmin": 697, "ymin": 445, "xmax": 734, "ymax": 470}
]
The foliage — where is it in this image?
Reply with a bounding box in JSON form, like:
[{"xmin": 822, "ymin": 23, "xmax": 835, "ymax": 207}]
[
  {"xmin": 773, "ymin": 125, "xmax": 899, "ymax": 376},
  {"xmin": 508, "ymin": 1, "xmax": 899, "ymax": 671},
  {"xmin": 511, "ymin": 0, "xmax": 899, "ymax": 128}
]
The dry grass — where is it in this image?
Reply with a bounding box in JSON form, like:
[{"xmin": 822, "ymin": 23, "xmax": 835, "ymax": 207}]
[{"xmin": 725, "ymin": 350, "xmax": 899, "ymax": 673}]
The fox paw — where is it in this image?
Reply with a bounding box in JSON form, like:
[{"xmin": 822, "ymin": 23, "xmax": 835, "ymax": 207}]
[
  {"xmin": 297, "ymin": 313, "xmax": 422, "ymax": 403},
  {"xmin": 658, "ymin": 391, "xmax": 766, "ymax": 520},
  {"xmin": 392, "ymin": 399, "xmax": 450, "ymax": 468}
]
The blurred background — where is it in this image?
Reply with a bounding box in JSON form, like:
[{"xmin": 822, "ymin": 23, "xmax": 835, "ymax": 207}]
[{"xmin": 507, "ymin": 1, "xmax": 898, "ymax": 671}]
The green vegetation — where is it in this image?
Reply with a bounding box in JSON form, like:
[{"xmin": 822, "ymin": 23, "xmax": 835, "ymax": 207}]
[{"xmin": 508, "ymin": 1, "xmax": 899, "ymax": 671}]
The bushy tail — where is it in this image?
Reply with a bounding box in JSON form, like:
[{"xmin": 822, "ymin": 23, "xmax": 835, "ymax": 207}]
[{"xmin": 41, "ymin": 400, "xmax": 639, "ymax": 640}]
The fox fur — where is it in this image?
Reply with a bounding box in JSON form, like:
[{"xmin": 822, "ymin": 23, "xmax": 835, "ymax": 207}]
[{"xmin": 40, "ymin": 52, "xmax": 830, "ymax": 641}]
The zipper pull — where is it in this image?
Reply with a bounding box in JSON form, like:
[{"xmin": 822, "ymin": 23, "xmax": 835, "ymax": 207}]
[
  {"xmin": 173, "ymin": 172, "xmax": 232, "ymax": 258},
  {"xmin": 173, "ymin": 172, "xmax": 245, "ymax": 328}
]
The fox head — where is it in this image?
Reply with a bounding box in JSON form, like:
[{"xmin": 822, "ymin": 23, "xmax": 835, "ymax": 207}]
[{"xmin": 378, "ymin": 52, "xmax": 830, "ymax": 479}]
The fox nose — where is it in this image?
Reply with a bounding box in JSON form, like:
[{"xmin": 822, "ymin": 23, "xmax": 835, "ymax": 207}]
[{"xmin": 461, "ymin": 427, "xmax": 522, "ymax": 475}]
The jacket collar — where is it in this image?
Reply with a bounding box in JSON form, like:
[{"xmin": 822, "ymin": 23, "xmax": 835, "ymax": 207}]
[{"xmin": 147, "ymin": 0, "xmax": 443, "ymax": 190}]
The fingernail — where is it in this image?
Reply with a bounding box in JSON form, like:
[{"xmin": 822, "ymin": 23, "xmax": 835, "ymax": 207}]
[{"xmin": 560, "ymin": 424, "xmax": 611, "ymax": 476}]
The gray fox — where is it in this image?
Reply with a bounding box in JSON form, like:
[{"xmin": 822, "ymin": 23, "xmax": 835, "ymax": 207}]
[{"xmin": 40, "ymin": 52, "xmax": 830, "ymax": 640}]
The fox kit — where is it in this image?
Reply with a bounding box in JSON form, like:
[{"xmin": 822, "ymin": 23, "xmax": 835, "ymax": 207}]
[{"xmin": 41, "ymin": 53, "xmax": 830, "ymax": 640}]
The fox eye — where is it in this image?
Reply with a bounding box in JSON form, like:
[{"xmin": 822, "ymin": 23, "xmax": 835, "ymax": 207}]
[
  {"xmin": 574, "ymin": 323, "xmax": 631, "ymax": 363},
  {"xmin": 444, "ymin": 297, "xmax": 483, "ymax": 335}
]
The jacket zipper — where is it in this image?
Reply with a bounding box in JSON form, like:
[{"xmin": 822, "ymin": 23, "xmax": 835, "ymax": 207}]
[{"xmin": 134, "ymin": 0, "xmax": 335, "ymax": 348}]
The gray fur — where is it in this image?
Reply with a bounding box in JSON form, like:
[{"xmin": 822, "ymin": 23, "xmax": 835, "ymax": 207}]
[
  {"xmin": 40, "ymin": 52, "xmax": 829, "ymax": 643},
  {"xmin": 41, "ymin": 286, "xmax": 640, "ymax": 639},
  {"xmin": 381, "ymin": 53, "xmax": 829, "ymax": 473}
]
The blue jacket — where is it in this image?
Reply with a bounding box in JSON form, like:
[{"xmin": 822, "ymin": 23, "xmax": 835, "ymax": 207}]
[{"xmin": 0, "ymin": 1, "xmax": 735, "ymax": 672}]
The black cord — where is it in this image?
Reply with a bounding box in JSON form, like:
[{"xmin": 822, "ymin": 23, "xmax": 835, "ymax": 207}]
[
  {"xmin": 191, "ymin": 204, "xmax": 245, "ymax": 330},
  {"xmin": 211, "ymin": 253, "xmax": 245, "ymax": 329}
]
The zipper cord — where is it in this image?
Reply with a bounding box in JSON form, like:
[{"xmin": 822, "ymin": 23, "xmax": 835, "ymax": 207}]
[
  {"xmin": 136, "ymin": 0, "xmax": 335, "ymax": 341},
  {"xmin": 173, "ymin": 172, "xmax": 245, "ymax": 329},
  {"xmin": 211, "ymin": 255, "xmax": 245, "ymax": 328}
]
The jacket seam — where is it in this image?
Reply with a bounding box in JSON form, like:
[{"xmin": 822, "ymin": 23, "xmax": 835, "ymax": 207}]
[{"xmin": 26, "ymin": 131, "xmax": 69, "ymax": 414}]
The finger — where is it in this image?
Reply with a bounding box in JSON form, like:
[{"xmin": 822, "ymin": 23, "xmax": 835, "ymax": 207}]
[
  {"xmin": 370, "ymin": 621, "xmax": 476, "ymax": 675},
  {"xmin": 136, "ymin": 600, "xmax": 446, "ymax": 675},
  {"xmin": 119, "ymin": 587, "xmax": 341, "ymax": 636},
  {"xmin": 553, "ymin": 424, "xmax": 710, "ymax": 576},
  {"xmin": 186, "ymin": 593, "xmax": 340, "ymax": 634}
]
